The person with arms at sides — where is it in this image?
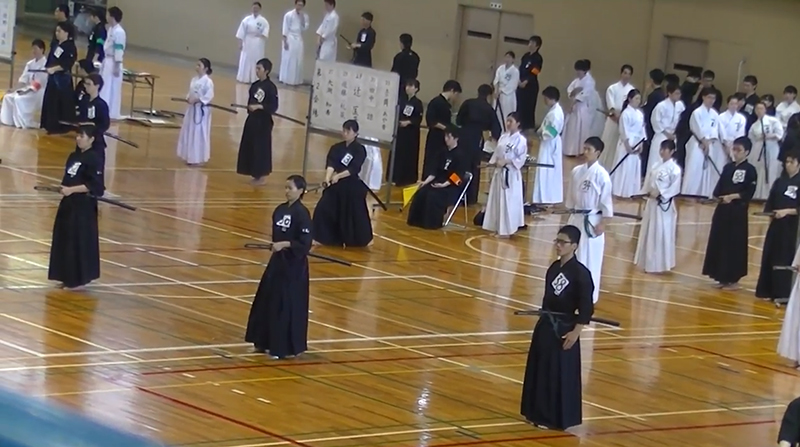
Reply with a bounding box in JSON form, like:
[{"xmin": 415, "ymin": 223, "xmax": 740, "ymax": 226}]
[
  {"xmin": 634, "ymin": 140, "xmax": 682, "ymax": 273},
  {"xmin": 482, "ymin": 112, "xmax": 527, "ymax": 238},
  {"xmin": 674, "ymin": 69, "xmax": 702, "ymax": 167},
  {"xmin": 640, "ymin": 69, "xmax": 666, "ymax": 176},
  {"xmin": 718, "ymin": 95, "xmax": 747, "ymax": 159},
  {"xmin": 176, "ymin": 58, "xmax": 215, "ymax": 166},
  {"xmin": 391, "ymin": 34, "xmax": 420, "ymax": 101},
  {"xmin": 777, "ymin": 245, "xmax": 800, "ymax": 367},
  {"xmin": 777, "ymin": 86, "xmax": 800, "ymax": 132},
  {"xmin": 680, "ymin": 88, "xmax": 726, "ymax": 198},
  {"xmin": 51, "ymin": 4, "xmax": 69, "ymax": 50},
  {"xmin": 75, "ymin": 74, "xmax": 110, "ymax": 171},
  {"xmin": 236, "ymin": 2, "xmax": 270, "ymax": 84},
  {"xmin": 755, "ymin": 150, "xmax": 800, "ymax": 304},
  {"xmin": 646, "ymin": 83, "xmax": 684, "ymax": 172},
  {"xmin": 598, "ymin": 65, "xmax": 635, "ymax": 169},
  {"xmin": 40, "ymin": 21, "xmax": 77, "ymax": 135},
  {"xmin": 456, "ymin": 84, "xmax": 502, "ymax": 205},
  {"xmin": 740, "ymin": 75, "xmax": 760, "ymax": 132},
  {"xmin": 748, "ymin": 101, "xmax": 784, "ymax": 200},
  {"xmin": 566, "ymin": 137, "xmax": 613, "ymax": 304},
  {"xmin": 562, "ymin": 59, "xmax": 600, "ymax": 157},
  {"xmin": 407, "ymin": 125, "xmax": 465, "ymax": 229},
  {"xmin": 312, "ymin": 120, "xmax": 372, "ymax": 247},
  {"xmin": 100, "ymin": 7, "xmax": 125, "ymax": 120},
  {"xmin": 520, "ymin": 224, "xmax": 594, "ymax": 431},
  {"xmin": 315, "ymin": 0, "xmax": 338, "ymax": 62},
  {"xmin": 422, "ymin": 80, "xmax": 461, "ymax": 176},
  {"xmin": 516, "ymin": 35, "xmax": 543, "ymax": 131},
  {"xmin": 610, "ymin": 89, "xmax": 646, "ymax": 198},
  {"xmin": 279, "ymin": 0, "xmax": 308, "ymax": 86},
  {"xmin": 492, "ymin": 51, "xmax": 519, "ymax": 132},
  {"xmin": 47, "ymin": 125, "xmax": 104, "ymax": 291},
  {"xmin": 695, "ymin": 70, "xmax": 723, "ymax": 110},
  {"xmin": 245, "ymin": 175, "xmax": 312, "ymax": 359},
  {"xmin": 702, "ymin": 137, "xmax": 757, "ymax": 290},
  {"xmin": 85, "ymin": 8, "xmax": 105, "ymax": 68},
  {"xmin": 389, "ymin": 78, "xmax": 423, "ymax": 186},
  {"xmin": 237, "ymin": 58, "xmax": 278, "ymax": 186},
  {"xmin": 349, "ymin": 12, "xmax": 375, "ymax": 67},
  {"xmin": 531, "ymin": 86, "xmax": 564, "ymax": 206},
  {"xmin": 0, "ymin": 39, "xmax": 47, "ymax": 129}
]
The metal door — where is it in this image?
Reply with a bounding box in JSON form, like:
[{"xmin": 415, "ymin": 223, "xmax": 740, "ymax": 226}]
[{"xmin": 454, "ymin": 7, "xmax": 501, "ymax": 96}]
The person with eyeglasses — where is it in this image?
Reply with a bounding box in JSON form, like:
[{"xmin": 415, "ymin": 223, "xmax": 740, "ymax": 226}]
[{"xmin": 520, "ymin": 224, "xmax": 594, "ymax": 431}]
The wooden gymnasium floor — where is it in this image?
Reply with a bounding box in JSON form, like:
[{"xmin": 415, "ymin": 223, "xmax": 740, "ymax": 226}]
[{"xmin": 0, "ymin": 32, "xmax": 795, "ymax": 447}]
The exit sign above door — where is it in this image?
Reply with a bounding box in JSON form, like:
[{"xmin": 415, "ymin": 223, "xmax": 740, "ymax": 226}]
[{"xmin": 489, "ymin": 2, "xmax": 503, "ymax": 9}]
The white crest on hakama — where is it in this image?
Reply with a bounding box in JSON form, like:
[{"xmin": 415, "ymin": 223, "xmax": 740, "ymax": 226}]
[
  {"xmin": 276, "ymin": 214, "xmax": 292, "ymax": 231},
  {"xmin": 341, "ymin": 153, "xmax": 353, "ymax": 166},
  {"xmin": 67, "ymin": 162, "xmax": 81, "ymax": 177},
  {"xmin": 254, "ymin": 88, "xmax": 265, "ymax": 103},
  {"xmin": 403, "ymin": 105, "xmax": 414, "ymax": 116},
  {"xmin": 552, "ymin": 272, "xmax": 569, "ymax": 296},
  {"xmin": 88, "ymin": 106, "xmax": 95, "ymax": 119},
  {"xmin": 786, "ymin": 185, "xmax": 798, "ymax": 200},
  {"xmin": 732, "ymin": 169, "xmax": 745, "ymax": 184}
]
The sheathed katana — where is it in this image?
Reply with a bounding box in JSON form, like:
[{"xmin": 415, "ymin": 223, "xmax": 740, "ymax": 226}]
[
  {"xmin": 229, "ymin": 103, "xmax": 306, "ymax": 126},
  {"xmin": 244, "ymin": 243, "xmax": 351, "ymax": 266},
  {"xmin": 773, "ymin": 265, "xmax": 798, "ymax": 272},
  {"xmin": 691, "ymin": 132, "xmax": 721, "ymax": 176},
  {"xmin": 34, "ymin": 185, "xmax": 136, "ymax": 211},
  {"xmin": 58, "ymin": 121, "xmax": 139, "ymax": 148},
  {"xmin": 514, "ymin": 309, "xmax": 621, "ymax": 327},
  {"xmin": 608, "ymin": 137, "xmax": 646, "ymax": 177},
  {"xmin": 549, "ymin": 208, "xmax": 642, "ymax": 221},
  {"xmin": 170, "ymin": 97, "xmax": 238, "ymax": 114}
]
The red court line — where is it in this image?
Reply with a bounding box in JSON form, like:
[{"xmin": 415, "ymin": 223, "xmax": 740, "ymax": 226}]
[
  {"xmin": 136, "ymin": 387, "xmax": 312, "ymax": 447},
  {"xmin": 680, "ymin": 344, "xmax": 800, "ymax": 377},
  {"xmin": 141, "ymin": 345, "xmax": 642, "ymax": 376},
  {"xmin": 427, "ymin": 419, "xmax": 775, "ymax": 447}
]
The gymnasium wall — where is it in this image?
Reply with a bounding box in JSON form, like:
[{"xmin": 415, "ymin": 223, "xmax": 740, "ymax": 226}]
[{"xmin": 107, "ymin": 0, "xmax": 800, "ymax": 106}]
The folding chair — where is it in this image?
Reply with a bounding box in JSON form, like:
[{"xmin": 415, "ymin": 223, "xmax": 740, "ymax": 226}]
[{"xmin": 443, "ymin": 172, "xmax": 473, "ymax": 227}]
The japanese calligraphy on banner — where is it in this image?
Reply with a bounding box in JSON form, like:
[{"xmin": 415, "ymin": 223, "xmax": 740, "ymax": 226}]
[
  {"xmin": 0, "ymin": 0, "xmax": 17, "ymax": 60},
  {"xmin": 309, "ymin": 60, "xmax": 400, "ymax": 144}
]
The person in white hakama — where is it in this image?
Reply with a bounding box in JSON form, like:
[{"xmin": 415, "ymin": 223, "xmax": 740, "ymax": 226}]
[
  {"xmin": 279, "ymin": 0, "xmax": 309, "ymax": 86},
  {"xmin": 681, "ymin": 88, "xmax": 726, "ymax": 198},
  {"xmin": 493, "ymin": 52, "xmax": 519, "ymax": 132},
  {"xmin": 562, "ymin": 59, "xmax": 601, "ymax": 157},
  {"xmin": 236, "ymin": 2, "xmax": 270, "ymax": 84},
  {"xmin": 532, "ymin": 86, "xmax": 564, "ymax": 205},
  {"xmin": 777, "ymin": 245, "xmax": 800, "ymax": 368},
  {"xmin": 100, "ymin": 7, "xmax": 125, "ymax": 120},
  {"xmin": 316, "ymin": 0, "xmax": 339, "ymax": 61},
  {"xmin": 176, "ymin": 59, "xmax": 215, "ymax": 166},
  {"xmin": 611, "ymin": 89, "xmax": 646, "ymax": 198},
  {"xmin": 777, "ymin": 86, "xmax": 800, "ymax": 131},
  {"xmin": 566, "ymin": 136, "xmax": 614, "ymax": 303},
  {"xmin": 359, "ymin": 136, "xmax": 383, "ymax": 191},
  {"xmin": 647, "ymin": 84, "xmax": 684, "ymax": 172},
  {"xmin": 748, "ymin": 102, "xmax": 784, "ymax": 200},
  {"xmin": 599, "ymin": 65, "xmax": 635, "ymax": 169},
  {"xmin": 1, "ymin": 39, "xmax": 47, "ymax": 129},
  {"xmin": 483, "ymin": 113, "xmax": 527, "ymax": 237},
  {"xmin": 634, "ymin": 140, "xmax": 682, "ymax": 273},
  {"xmin": 718, "ymin": 95, "xmax": 747, "ymax": 160}
]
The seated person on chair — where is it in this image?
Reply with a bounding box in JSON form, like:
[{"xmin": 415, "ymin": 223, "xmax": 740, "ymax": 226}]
[
  {"xmin": 1, "ymin": 39, "xmax": 47, "ymax": 129},
  {"xmin": 407, "ymin": 124, "xmax": 466, "ymax": 229}
]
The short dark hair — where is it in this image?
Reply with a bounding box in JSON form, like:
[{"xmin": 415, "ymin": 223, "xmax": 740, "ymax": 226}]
[
  {"xmin": 77, "ymin": 124, "xmax": 96, "ymax": 138},
  {"xmin": 699, "ymin": 87, "xmax": 717, "ymax": 99},
  {"xmin": 702, "ymin": 70, "xmax": 715, "ymax": 80},
  {"xmin": 56, "ymin": 21, "xmax": 75, "ymax": 38},
  {"xmin": 343, "ymin": 119, "xmax": 359, "ymax": 133},
  {"xmin": 542, "ymin": 86, "xmax": 560, "ymax": 101},
  {"xmin": 31, "ymin": 39, "xmax": 45, "ymax": 51},
  {"xmin": 56, "ymin": 4, "xmax": 70, "ymax": 17},
  {"xmin": 727, "ymin": 94, "xmax": 739, "ymax": 103},
  {"xmin": 86, "ymin": 73, "xmax": 104, "ymax": 91},
  {"xmin": 666, "ymin": 83, "xmax": 680, "ymax": 94},
  {"xmin": 664, "ymin": 74, "xmax": 680, "ymax": 85},
  {"xmin": 660, "ymin": 139, "xmax": 676, "ymax": 151},
  {"xmin": 442, "ymin": 80, "xmax": 462, "ymax": 93},
  {"xmin": 253, "ymin": 1, "xmax": 262, "ymax": 7},
  {"xmin": 323, "ymin": 0, "xmax": 335, "ymax": 6},
  {"xmin": 505, "ymin": 50, "xmax": 515, "ymax": 59},
  {"xmin": 584, "ymin": 136, "xmax": 604, "ymax": 153},
  {"xmin": 107, "ymin": 6, "xmax": 122, "ymax": 22},
  {"xmin": 405, "ymin": 78, "xmax": 420, "ymax": 90},
  {"xmin": 558, "ymin": 225, "xmax": 581, "ymax": 244},
  {"xmin": 530, "ymin": 35, "xmax": 542, "ymax": 47},
  {"xmin": 506, "ymin": 111, "xmax": 519, "ymax": 122},
  {"xmin": 444, "ymin": 124, "xmax": 459, "ymax": 139},
  {"xmin": 649, "ymin": 69, "xmax": 664, "ymax": 85},
  {"xmin": 477, "ymin": 84, "xmax": 493, "ymax": 97},
  {"xmin": 733, "ymin": 136, "xmax": 752, "ymax": 153},
  {"xmin": 361, "ymin": 12, "xmax": 373, "ymax": 22},
  {"xmin": 400, "ymin": 33, "xmax": 412, "ymax": 49},
  {"xmin": 621, "ymin": 64, "xmax": 633, "ymax": 75},
  {"xmin": 743, "ymin": 75, "xmax": 758, "ymax": 85},
  {"xmin": 784, "ymin": 149, "xmax": 799, "ymax": 163},
  {"xmin": 286, "ymin": 174, "xmax": 307, "ymax": 196},
  {"xmin": 257, "ymin": 57, "xmax": 272, "ymax": 72},
  {"xmin": 785, "ymin": 85, "xmax": 798, "ymax": 96}
]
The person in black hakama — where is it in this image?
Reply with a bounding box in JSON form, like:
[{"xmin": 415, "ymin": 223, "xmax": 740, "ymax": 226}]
[
  {"xmin": 390, "ymin": 34, "xmax": 419, "ymax": 102},
  {"xmin": 516, "ymin": 35, "xmax": 543, "ymax": 131},
  {"xmin": 520, "ymin": 224, "xmax": 594, "ymax": 431},
  {"xmin": 702, "ymin": 137, "xmax": 757, "ymax": 290},
  {"xmin": 755, "ymin": 150, "xmax": 800, "ymax": 303},
  {"xmin": 85, "ymin": 8, "xmax": 106, "ymax": 66},
  {"xmin": 422, "ymin": 80, "xmax": 461, "ymax": 177},
  {"xmin": 40, "ymin": 21, "xmax": 77, "ymax": 135},
  {"xmin": 778, "ymin": 397, "xmax": 800, "ymax": 447},
  {"xmin": 237, "ymin": 58, "xmax": 278, "ymax": 185},
  {"xmin": 312, "ymin": 120, "xmax": 373, "ymax": 247},
  {"xmin": 245, "ymin": 175, "xmax": 312, "ymax": 359},
  {"xmin": 75, "ymin": 73, "xmax": 110, "ymax": 171},
  {"xmin": 406, "ymin": 125, "xmax": 465, "ymax": 229},
  {"xmin": 741, "ymin": 75, "xmax": 760, "ymax": 133},
  {"xmin": 74, "ymin": 59, "xmax": 99, "ymax": 115},
  {"xmin": 456, "ymin": 84, "xmax": 502, "ymax": 205},
  {"xmin": 641, "ymin": 69, "xmax": 665, "ymax": 177},
  {"xmin": 349, "ymin": 12, "xmax": 375, "ymax": 67},
  {"xmin": 48, "ymin": 125, "xmax": 104, "ymax": 290},
  {"xmin": 389, "ymin": 78, "xmax": 423, "ymax": 186}
]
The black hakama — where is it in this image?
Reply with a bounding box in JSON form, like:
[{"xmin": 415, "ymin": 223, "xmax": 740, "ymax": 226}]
[
  {"xmin": 422, "ymin": 94, "xmax": 452, "ymax": 177},
  {"xmin": 641, "ymin": 88, "xmax": 666, "ymax": 177},
  {"xmin": 516, "ymin": 51, "xmax": 542, "ymax": 130},
  {"xmin": 743, "ymin": 93, "xmax": 760, "ymax": 133},
  {"xmin": 456, "ymin": 98, "xmax": 501, "ymax": 204},
  {"xmin": 520, "ymin": 256, "xmax": 594, "ymax": 430},
  {"xmin": 406, "ymin": 146, "xmax": 465, "ymax": 229},
  {"xmin": 78, "ymin": 95, "xmax": 110, "ymax": 171},
  {"xmin": 86, "ymin": 22, "xmax": 106, "ymax": 64},
  {"xmin": 237, "ymin": 78, "xmax": 279, "ymax": 179},
  {"xmin": 48, "ymin": 147, "xmax": 105, "ymax": 288},
  {"xmin": 312, "ymin": 141, "xmax": 373, "ymax": 247},
  {"xmin": 389, "ymin": 95, "xmax": 423, "ymax": 186},
  {"xmin": 245, "ymin": 200, "xmax": 312, "ymax": 358},
  {"xmin": 755, "ymin": 171, "xmax": 800, "ymax": 300},
  {"xmin": 702, "ymin": 160, "xmax": 757, "ymax": 284},
  {"xmin": 778, "ymin": 397, "xmax": 800, "ymax": 445},
  {"xmin": 390, "ymin": 48, "xmax": 420, "ymax": 99},
  {"xmin": 351, "ymin": 27, "xmax": 376, "ymax": 67},
  {"xmin": 40, "ymin": 39, "xmax": 77, "ymax": 134}
]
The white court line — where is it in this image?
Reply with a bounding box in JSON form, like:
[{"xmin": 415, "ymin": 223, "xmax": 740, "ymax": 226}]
[
  {"xmin": 0, "ymin": 339, "xmax": 44, "ymax": 357},
  {"xmin": 613, "ymin": 292, "xmax": 772, "ymax": 320},
  {"xmin": 224, "ymin": 403, "xmax": 783, "ymax": 447},
  {"xmin": 0, "ymin": 253, "xmax": 48, "ymax": 269}
]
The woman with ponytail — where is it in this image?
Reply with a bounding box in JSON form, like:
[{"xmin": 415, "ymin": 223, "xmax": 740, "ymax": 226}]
[{"xmin": 610, "ymin": 89, "xmax": 646, "ymax": 197}]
